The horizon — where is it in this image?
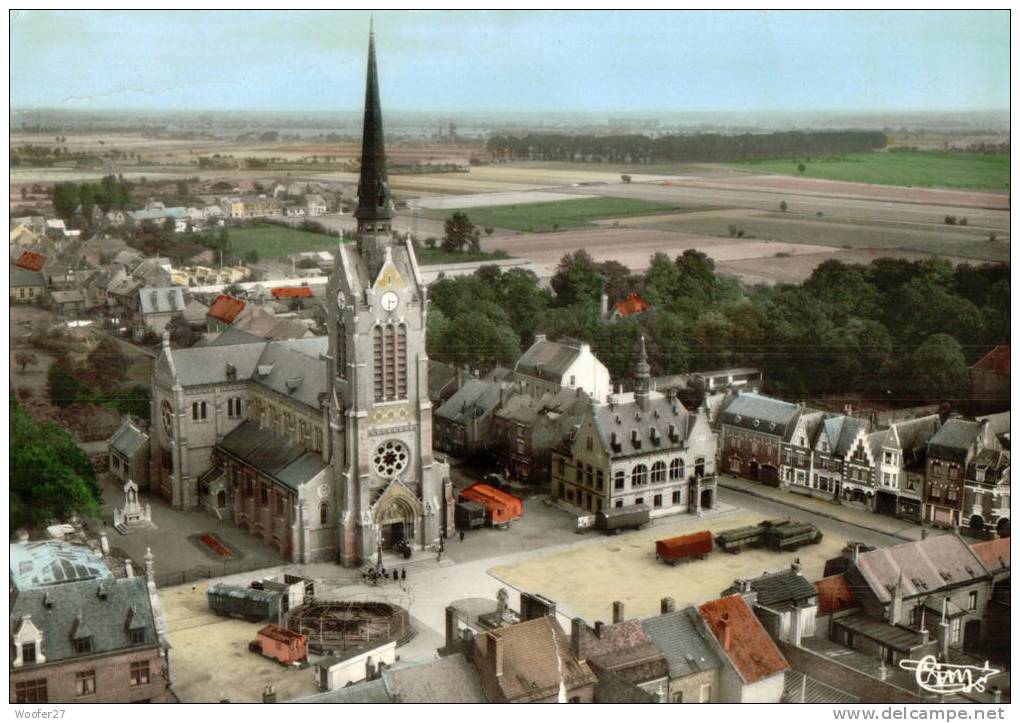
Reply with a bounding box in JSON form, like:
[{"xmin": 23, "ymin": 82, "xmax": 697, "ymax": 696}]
[{"xmin": 10, "ymin": 10, "xmax": 1010, "ymax": 115}]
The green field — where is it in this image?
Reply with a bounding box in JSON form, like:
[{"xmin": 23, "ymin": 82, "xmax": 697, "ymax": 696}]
[
  {"xmin": 729, "ymin": 151, "xmax": 1009, "ymax": 191},
  {"xmin": 416, "ymin": 247, "xmax": 510, "ymax": 265},
  {"xmin": 228, "ymin": 224, "xmax": 343, "ymax": 258},
  {"xmin": 426, "ymin": 197, "xmax": 679, "ymax": 232},
  {"xmin": 645, "ymin": 211, "xmax": 1009, "ymax": 263}
]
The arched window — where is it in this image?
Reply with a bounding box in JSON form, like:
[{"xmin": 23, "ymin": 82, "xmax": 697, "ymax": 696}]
[
  {"xmin": 651, "ymin": 461, "xmax": 666, "ymax": 483},
  {"xmin": 632, "ymin": 464, "xmax": 648, "ymax": 487},
  {"xmin": 336, "ymin": 323, "xmax": 346, "ymax": 378},
  {"xmin": 320, "ymin": 503, "xmax": 329, "ymax": 526},
  {"xmin": 670, "ymin": 458, "xmax": 685, "ymax": 481},
  {"xmin": 373, "ymin": 323, "xmax": 407, "ymax": 401}
]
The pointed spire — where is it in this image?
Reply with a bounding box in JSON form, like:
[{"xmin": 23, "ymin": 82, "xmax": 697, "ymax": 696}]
[
  {"xmin": 634, "ymin": 335, "xmax": 651, "ymax": 409},
  {"xmin": 355, "ymin": 25, "xmax": 393, "ymax": 227}
]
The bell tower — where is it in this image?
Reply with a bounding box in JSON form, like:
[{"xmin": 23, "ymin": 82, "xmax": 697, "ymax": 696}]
[{"xmin": 325, "ymin": 27, "xmax": 453, "ymax": 567}]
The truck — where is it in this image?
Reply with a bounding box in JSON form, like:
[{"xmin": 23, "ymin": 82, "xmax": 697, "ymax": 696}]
[
  {"xmin": 454, "ymin": 501, "xmax": 486, "ymax": 531},
  {"xmin": 253, "ymin": 624, "xmax": 308, "ymax": 666},
  {"xmin": 459, "ymin": 483, "xmax": 523, "ymax": 528},
  {"xmin": 596, "ymin": 504, "xmax": 650, "ymax": 534},
  {"xmin": 656, "ymin": 530, "xmax": 713, "ymax": 565},
  {"xmin": 761, "ymin": 519, "xmax": 823, "ymax": 550},
  {"xmin": 714, "ymin": 523, "xmax": 767, "ymax": 553},
  {"xmin": 208, "ymin": 583, "xmax": 282, "ymax": 622}
]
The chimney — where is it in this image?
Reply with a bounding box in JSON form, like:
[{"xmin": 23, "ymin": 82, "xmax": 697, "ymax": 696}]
[
  {"xmin": 262, "ymin": 685, "xmax": 276, "ymax": 704},
  {"xmin": 486, "ymin": 633, "xmax": 503, "ymax": 678},
  {"xmin": 921, "ymin": 528, "xmax": 929, "ymax": 540},
  {"xmin": 144, "ymin": 547, "xmax": 155, "ymax": 585},
  {"xmin": 739, "ymin": 579, "xmax": 753, "ymax": 594},
  {"xmin": 599, "ymin": 292, "xmax": 609, "ymax": 319},
  {"xmin": 720, "ymin": 616, "xmax": 732, "ymax": 651},
  {"xmin": 534, "ymin": 333, "xmax": 546, "ymax": 344},
  {"xmin": 790, "ymin": 601, "xmax": 804, "ymax": 647},
  {"xmin": 851, "ymin": 543, "xmax": 862, "ymax": 563},
  {"xmin": 612, "ymin": 601, "xmax": 624, "ymax": 624},
  {"xmin": 660, "ymin": 597, "xmax": 675, "ymax": 614},
  {"xmin": 791, "ymin": 558, "xmax": 802, "ymax": 575},
  {"xmin": 594, "ymin": 621, "xmax": 605, "ymax": 638},
  {"xmin": 124, "ymin": 559, "xmax": 134, "ymax": 578},
  {"xmin": 570, "ymin": 617, "xmax": 585, "ymax": 663},
  {"xmin": 888, "ymin": 573, "xmax": 905, "ymax": 625}
]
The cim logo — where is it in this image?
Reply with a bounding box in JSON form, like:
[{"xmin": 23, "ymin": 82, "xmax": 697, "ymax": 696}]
[{"xmin": 899, "ymin": 655, "xmax": 1000, "ymax": 695}]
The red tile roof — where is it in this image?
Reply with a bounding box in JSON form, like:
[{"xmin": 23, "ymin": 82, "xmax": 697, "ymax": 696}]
[
  {"xmin": 698, "ymin": 594, "xmax": 788, "ymax": 684},
  {"xmin": 971, "ymin": 537, "xmax": 1010, "ymax": 574},
  {"xmin": 271, "ymin": 286, "xmax": 313, "ymax": 300},
  {"xmin": 613, "ymin": 292, "xmax": 651, "ymax": 317},
  {"xmin": 815, "ymin": 574, "xmax": 858, "ymax": 615},
  {"xmin": 206, "ymin": 294, "xmax": 246, "ymax": 324},
  {"xmin": 16, "ymin": 250, "xmax": 46, "ymax": 272},
  {"xmin": 971, "ymin": 345, "xmax": 1009, "ymax": 375}
]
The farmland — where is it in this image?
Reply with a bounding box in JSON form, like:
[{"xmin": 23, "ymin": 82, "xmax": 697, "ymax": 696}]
[
  {"xmin": 729, "ymin": 151, "xmax": 1009, "ymax": 191},
  {"xmin": 426, "ymin": 196, "xmax": 678, "ymax": 232}
]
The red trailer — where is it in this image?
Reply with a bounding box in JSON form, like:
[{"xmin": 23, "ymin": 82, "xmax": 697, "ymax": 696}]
[
  {"xmin": 254, "ymin": 624, "xmax": 308, "ymax": 666},
  {"xmin": 655, "ymin": 530, "xmax": 713, "ymax": 566},
  {"xmin": 459, "ymin": 483, "xmax": 523, "ymax": 527}
]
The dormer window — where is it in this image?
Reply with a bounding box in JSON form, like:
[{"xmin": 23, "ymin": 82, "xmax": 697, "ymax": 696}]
[
  {"xmin": 21, "ymin": 642, "xmax": 37, "ymax": 664},
  {"xmin": 130, "ymin": 628, "xmax": 146, "ymax": 645},
  {"xmin": 73, "ymin": 637, "xmax": 94, "ymax": 655}
]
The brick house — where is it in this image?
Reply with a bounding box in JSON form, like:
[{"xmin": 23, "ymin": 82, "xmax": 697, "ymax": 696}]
[
  {"xmin": 963, "ymin": 448, "xmax": 1010, "ymax": 536},
  {"xmin": 925, "ymin": 418, "xmax": 1000, "ymax": 528},
  {"xmin": 492, "ymin": 386, "xmax": 590, "ymax": 482},
  {"xmin": 866, "ymin": 415, "xmax": 941, "ymax": 522},
  {"xmin": 719, "ymin": 392, "xmax": 802, "ymax": 486},
  {"xmin": 968, "ymin": 345, "xmax": 1009, "ymax": 415},
  {"xmin": 780, "ymin": 409, "xmax": 826, "ymax": 493},
  {"xmin": 641, "ymin": 599, "xmax": 722, "ymax": 703},
  {"xmin": 814, "ymin": 416, "xmax": 875, "ymax": 508},
  {"xmin": 433, "ymin": 379, "xmax": 504, "ymax": 457}
]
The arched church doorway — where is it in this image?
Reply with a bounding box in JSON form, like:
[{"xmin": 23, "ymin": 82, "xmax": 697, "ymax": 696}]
[{"xmin": 375, "ymin": 493, "xmax": 419, "ymax": 551}]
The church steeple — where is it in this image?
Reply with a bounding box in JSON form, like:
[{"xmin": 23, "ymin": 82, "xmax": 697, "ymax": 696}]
[{"xmin": 355, "ymin": 24, "xmax": 393, "ymax": 231}]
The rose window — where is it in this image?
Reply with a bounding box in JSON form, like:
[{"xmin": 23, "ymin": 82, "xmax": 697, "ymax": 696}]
[{"xmin": 373, "ymin": 440, "xmax": 409, "ymax": 478}]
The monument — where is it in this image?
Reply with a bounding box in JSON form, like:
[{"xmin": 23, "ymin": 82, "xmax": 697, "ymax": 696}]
[{"xmin": 114, "ymin": 479, "xmax": 156, "ymax": 534}]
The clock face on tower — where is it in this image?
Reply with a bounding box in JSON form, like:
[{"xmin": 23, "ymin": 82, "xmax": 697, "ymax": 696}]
[{"xmin": 380, "ymin": 291, "xmax": 399, "ymax": 312}]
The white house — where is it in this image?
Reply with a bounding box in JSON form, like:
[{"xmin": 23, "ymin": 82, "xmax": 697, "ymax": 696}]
[{"xmin": 511, "ymin": 334, "xmax": 611, "ymax": 403}]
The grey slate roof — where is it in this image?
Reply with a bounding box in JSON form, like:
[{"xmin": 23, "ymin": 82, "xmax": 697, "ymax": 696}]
[
  {"xmin": 720, "ymin": 392, "xmax": 801, "ymax": 435},
  {"xmin": 10, "ymin": 542, "xmax": 113, "ymax": 590},
  {"xmin": 293, "ymin": 677, "xmax": 392, "ymax": 703},
  {"xmin": 823, "ymin": 415, "xmax": 870, "ymax": 457},
  {"xmin": 929, "ymin": 418, "xmax": 980, "ymax": 462},
  {"xmin": 139, "ymin": 286, "xmax": 187, "ymax": 315},
  {"xmin": 427, "ymin": 360, "xmax": 458, "ymax": 401},
  {"xmin": 10, "ymin": 575, "xmax": 159, "ymax": 663},
  {"xmin": 854, "ymin": 534, "xmax": 991, "ymax": 603},
  {"xmin": 109, "ymin": 419, "xmax": 149, "ymax": 458},
  {"xmin": 202, "ymin": 327, "xmax": 265, "ymax": 348},
  {"xmin": 722, "ymin": 568, "xmax": 817, "ymax": 607},
  {"xmin": 217, "ymin": 421, "xmax": 325, "ymax": 491},
  {"xmin": 10, "ymin": 263, "xmax": 46, "ymax": 287},
  {"xmin": 50, "ymin": 290, "xmax": 85, "ymax": 305},
  {"xmin": 641, "ymin": 608, "xmax": 721, "ymax": 679},
  {"xmin": 514, "ymin": 337, "xmax": 583, "ymax": 382},
  {"xmin": 593, "ymin": 391, "xmax": 690, "ymax": 459},
  {"xmin": 783, "ymin": 670, "xmax": 859, "ymax": 704},
  {"xmin": 435, "ymin": 379, "xmax": 503, "ymax": 425}
]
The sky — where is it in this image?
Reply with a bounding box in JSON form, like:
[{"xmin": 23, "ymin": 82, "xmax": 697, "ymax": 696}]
[{"xmin": 9, "ymin": 10, "xmax": 1010, "ymax": 113}]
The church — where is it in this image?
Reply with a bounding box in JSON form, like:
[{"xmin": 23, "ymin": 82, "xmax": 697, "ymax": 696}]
[{"xmin": 149, "ymin": 30, "xmax": 454, "ymax": 565}]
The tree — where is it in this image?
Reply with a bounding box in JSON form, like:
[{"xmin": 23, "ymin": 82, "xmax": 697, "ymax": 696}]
[
  {"xmin": 47, "ymin": 361, "xmax": 88, "ymax": 407},
  {"xmin": 10, "ymin": 400, "xmax": 100, "ymax": 530},
  {"xmin": 797, "ymin": 163, "xmax": 806, "ymax": 173},
  {"xmin": 14, "ymin": 352, "xmax": 38, "ymax": 373},
  {"xmin": 550, "ymin": 249, "xmax": 604, "ymax": 308},
  {"xmin": 442, "ymin": 211, "xmax": 475, "ymax": 252},
  {"xmin": 621, "ymin": 174, "xmax": 632, "ymax": 183},
  {"xmin": 167, "ymin": 314, "xmax": 198, "ymax": 348},
  {"xmin": 909, "ymin": 334, "xmax": 968, "ymax": 403},
  {"xmin": 52, "ymin": 182, "xmax": 79, "ymax": 219},
  {"xmin": 84, "ymin": 337, "xmax": 128, "ymax": 392},
  {"xmin": 779, "ymin": 200, "xmax": 788, "ymax": 212}
]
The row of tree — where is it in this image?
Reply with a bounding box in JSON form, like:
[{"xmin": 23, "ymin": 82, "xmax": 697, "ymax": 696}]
[
  {"xmin": 485, "ymin": 131, "xmax": 887, "ymax": 163},
  {"xmin": 426, "ymin": 252, "xmax": 1008, "ymax": 406},
  {"xmin": 52, "ymin": 174, "xmax": 132, "ymax": 220}
]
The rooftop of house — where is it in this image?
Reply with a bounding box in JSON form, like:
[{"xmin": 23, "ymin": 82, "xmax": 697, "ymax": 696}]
[
  {"xmin": 514, "ymin": 335, "xmax": 588, "ymax": 382},
  {"xmin": 435, "ymin": 379, "xmax": 504, "ymax": 426},
  {"xmin": 928, "ymin": 418, "xmax": 982, "ymax": 462},
  {"xmin": 139, "ymin": 286, "xmax": 187, "ymax": 315},
  {"xmin": 821, "ymin": 415, "xmax": 871, "ymax": 457},
  {"xmin": 577, "ymin": 619, "xmax": 667, "ymax": 684},
  {"xmin": 854, "ymin": 534, "xmax": 992, "ymax": 604},
  {"xmin": 109, "ymin": 419, "xmax": 149, "ymax": 459},
  {"xmin": 970, "ymin": 537, "xmax": 1010, "ymax": 576},
  {"xmin": 427, "ymin": 360, "xmax": 459, "ymax": 400},
  {"xmin": 783, "ymin": 669, "xmax": 860, "ymax": 704},
  {"xmin": 50, "ymin": 290, "xmax": 85, "ymax": 304},
  {"xmin": 206, "ymin": 294, "xmax": 246, "ymax": 324},
  {"xmin": 386, "ymin": 653, "xmax": 487, "ymax": 703},
  {"xmin": 9, "ymin": 263, "xmax": 46, "ymax": 287},
  {"xmin": 723, "ymin": 566, "xmax": 817, "ymax": 608},
  {"xmin": 11, "ymin": 575, "xmax": 159, "ymax": 664},
  {"xmin": 640, "ymin": 608, "xmax": 721, "ymax": 680},
  {"xmin": 697, "ymin": 594, "xmax": 789, "ymax": 685},
  {"xmin": 971, "ymin": 345, "xmax": 1009, "ymax": 376},
  {"xmin": 480, "ymin": 616, "xmax": 597, "ymax": 702},
  {"xmin": 613, "ymin": 292, "xmax": 651, "ymax": 317},
  {"xmin": 814, "ymin": 574, "xmax": 859, "ymax": 616},
  {"xmin": 720, "ymin": 392, "xmax": 802, "ymax": 435},
  {"xmin": 271, "ymin": 286, "xmax": 314, "ymax": 300},
  {"xmin": 15, "ymin": 250, "xmax": 46, "ymax": 272},
  {"xmin": 591, "ymin": 390, "xmax": 693, "ymax": 459},
  {"xmin": 10, "ymin": 542, "xmax": 113, "ymax": 591}
]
